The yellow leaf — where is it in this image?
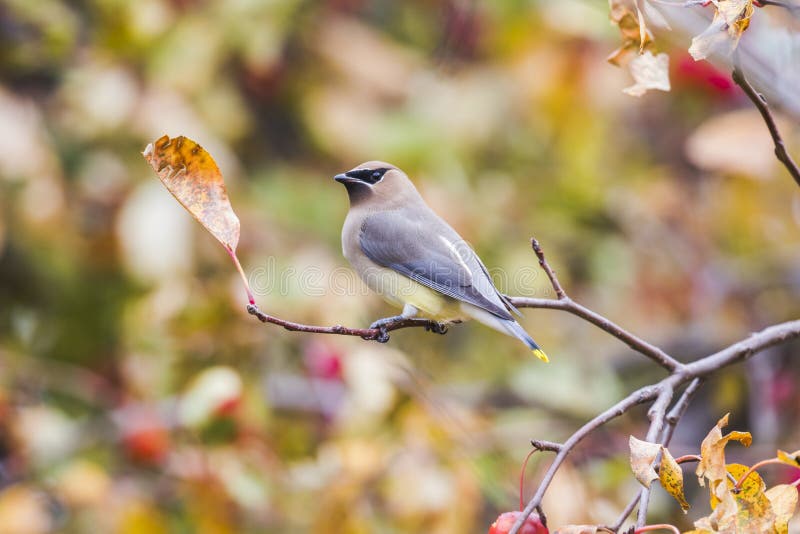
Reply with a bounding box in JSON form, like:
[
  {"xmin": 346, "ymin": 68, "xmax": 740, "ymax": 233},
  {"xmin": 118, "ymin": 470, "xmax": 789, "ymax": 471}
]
[
  {"xmin": 142, "ymin": 135, "xmax": 253, "ymax": 303},
  {"xmin": 696, "ymin": 413, "xmax": 751, "ymax": 487},
  {"xmin": 623, "ymin": 50, "xmax": 670, "ymax": 97},
  {"xmin": 660, "ymin": 447, "xmax": 690, "ymax": 512},
  {"xmin": 776, "ymin": 449, "xmax": 800, "ymax": 467},
  {"xmin": 694, "ymin": 479, "xmax": 738, "ymax": 533},
  {"xmin": 688, "ymin": 0, "xmax": 754, "ymax": 61},
  {"xmin": 765, "ymin": 484, "xmax": 798, "ymax": 534},
  {"xmin": 143, "ymin": 135, "xmax": 240, "ymax": 252},
  {"xmin": 629, "ymin": 435, "xmax": 660, "ymax": 488},
  {"xmin": 708, "ymin": 464, "xmax": 775, "ymax": 532}
]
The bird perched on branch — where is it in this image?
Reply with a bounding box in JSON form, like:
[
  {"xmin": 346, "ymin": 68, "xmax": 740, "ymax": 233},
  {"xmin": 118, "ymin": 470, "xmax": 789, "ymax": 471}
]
[{"xmin": 334, "ymin": 161, "xmax": 548, "ymax": 361}]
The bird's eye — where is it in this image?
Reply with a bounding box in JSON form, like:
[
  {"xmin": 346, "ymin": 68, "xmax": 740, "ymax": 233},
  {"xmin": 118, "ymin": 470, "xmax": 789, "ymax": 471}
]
[{"xmin": 372, "ymin": 171, "xmax": 382, "ymax": 179}]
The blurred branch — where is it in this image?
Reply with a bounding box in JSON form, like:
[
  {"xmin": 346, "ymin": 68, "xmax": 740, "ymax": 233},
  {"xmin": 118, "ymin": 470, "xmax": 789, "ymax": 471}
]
[
  {"xmin": 755, "ymin": 0, "xmax": 800, "ymax": 15},
  {"xmin": 732, "ymin": 58, "xmax": 800, "ymax": 188}
]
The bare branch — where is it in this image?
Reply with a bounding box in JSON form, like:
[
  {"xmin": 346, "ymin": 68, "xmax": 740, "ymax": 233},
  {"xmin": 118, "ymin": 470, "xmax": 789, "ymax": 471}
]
[
  {"xmin": 684, "ymin": 319, "xmax": 800, "ymax": 377},
  {"xmin": 530, "ymin": 238, "xmax": 566, "ymax": 299},
  {"xmin": 661, "ymin": 378, "xmax": 704, "ymax": 447},
  {"xmin": 609, "ymin": 491, "xmax": 644, "ymax": 533},
  {"xmin": 731, "ymin": 60, "xmax": 800, "ymax": 188},
  {"xmin": 635, "ymin": 386, "xmax": 675, "ymax": 528},
  {"xmin": 530, "ymin": 439, "xmax": 563, "ymax": 453},
  {"xmin": 509, "ymin": 296, "xmax": 682, "ymax": 372},
  {"xmin": 246, "ymin": 303, "xmax": 446, "ymax": 341}
]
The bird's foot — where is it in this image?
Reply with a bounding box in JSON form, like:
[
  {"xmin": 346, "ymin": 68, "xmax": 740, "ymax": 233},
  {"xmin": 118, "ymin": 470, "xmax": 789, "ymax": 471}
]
[
  {"xmin": 368, "ymin": 315, "xmax": 405, "ymax": 344},
  {"xmin": 425, "ymin": 321, "xmax": 449, "ymax": 335}
]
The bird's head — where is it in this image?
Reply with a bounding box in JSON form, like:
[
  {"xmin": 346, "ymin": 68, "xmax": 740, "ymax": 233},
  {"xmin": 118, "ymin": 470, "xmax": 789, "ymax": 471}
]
[{"xmin": 334, "ymin": 161, "xmax": 420, "ymax": 206}]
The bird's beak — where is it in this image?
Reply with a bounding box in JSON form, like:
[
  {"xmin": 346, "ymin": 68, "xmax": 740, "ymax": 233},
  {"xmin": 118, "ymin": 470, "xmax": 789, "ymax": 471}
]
[{"xmin": 334, "ymin": 173, "xmax": 357, "ymax": 184}]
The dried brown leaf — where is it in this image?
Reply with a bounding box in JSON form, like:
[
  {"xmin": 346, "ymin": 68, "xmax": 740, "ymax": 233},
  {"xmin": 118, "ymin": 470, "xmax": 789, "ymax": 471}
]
[
  {"xmin": 689, "ymin": 0, "xmax": 754, "ymax": 61},
  {"xmin": 608, "ymin": 0, "xmax": 652, "ymax": 66},
  {"xmin": 629, "ymin": 435, "xmax": 660, "ymax": 488},
  {"xmin": 696, "ymin": 413, "xmax": 751, "ymax": 487},
  {"xmin": 623, "ymin": 51, "xmax": 670, "ymax": 97},
  {"xmin": 765, "ymin": 484, "xmax": 799, "ymax": 534},
  {"xmin": 142, "ymin": 135, "xmax": 240, "ymax": 252}
]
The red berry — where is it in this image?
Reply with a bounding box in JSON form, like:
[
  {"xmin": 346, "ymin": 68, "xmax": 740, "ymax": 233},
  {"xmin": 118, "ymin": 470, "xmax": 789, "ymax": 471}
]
[
  {"xmin": 123, "ymin": 426, "xmax": 169, "ymax": 465},
  {"xmin": 488, "ymin": 512, "xmax": 548, "ymax": 534}
]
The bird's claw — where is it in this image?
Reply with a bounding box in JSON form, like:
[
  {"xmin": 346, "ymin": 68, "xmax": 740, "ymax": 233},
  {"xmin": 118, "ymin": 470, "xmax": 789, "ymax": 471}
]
[
  {"xmin": 425, "ymin": 321, "xmax": 448, "ymax": 335},
  {"xmin": 366, "ymin": 327, "xmax": 390, "ymax": 343}
]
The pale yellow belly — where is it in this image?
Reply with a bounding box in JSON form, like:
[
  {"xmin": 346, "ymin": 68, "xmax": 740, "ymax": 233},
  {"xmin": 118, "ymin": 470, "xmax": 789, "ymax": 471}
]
[{"xmin": 359, "ymin": 265, "xmax": 464, "ymax": 321}]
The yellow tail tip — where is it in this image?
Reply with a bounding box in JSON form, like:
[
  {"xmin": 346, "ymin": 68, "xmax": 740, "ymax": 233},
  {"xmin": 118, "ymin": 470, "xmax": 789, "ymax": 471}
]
[{"xmin": 532, "ymin": 348, "xmax": 549, "ymax": 363}]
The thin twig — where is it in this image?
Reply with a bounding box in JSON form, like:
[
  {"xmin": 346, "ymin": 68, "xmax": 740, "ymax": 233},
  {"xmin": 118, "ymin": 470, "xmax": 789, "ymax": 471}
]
[
  {"xmin": 731, "ymin": 59, "xmax": 800, "ymax": 188},
  {"xmin": 661, "ymin": 378, "xmax": 705, "ymax": 447},
  {"xmin": 530, "ymin": 238, "xmax": 566, "ymax": 299},
  {"xmin": 247, "ymin": 304, "xmax": 445, "ymax": 341},
  {"xmin": 673, "ymin": 454, "xmax": 702, "ymax": 464},
  {"xmin": 683, "ymin": 319, "xmax": 800, "ymax": 377},
  {"xmin": 636, "ymin": 387, "xmax": 675, "ymax": 528},
  {"xmin": 634, "ymin": 525, "xmax": 680, "ymax": 534},
  {"xmin": 608, "ymin": 490, "xmax": 644, "ymax": 532},
  {"xmin": 512, "ymin": 241, "xmax": 681, "ymax": 372},
  {"xmin": 509, "ymin": 296, "xmax": 682, "ymax": 372},
  {"xmin": 530, "ymin": 439, "xmax": 563, "ymax": 452}
]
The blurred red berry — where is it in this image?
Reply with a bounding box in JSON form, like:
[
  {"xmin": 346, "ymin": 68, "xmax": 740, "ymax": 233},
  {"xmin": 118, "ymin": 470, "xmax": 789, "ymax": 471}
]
[
  {"xmin": 673, "ymin": 53, "xmax": 735, "ymax": 97},
  {"xmin": 488, "ymin": 512, "xmax": 548, "ymax": 534},
  {"xmin": 123, "ymin": 425, "xmax": 169, "ymax": 465},
  {"xmin": 304, "ymin": 340, "xmax": 344, "ymax": 381}
]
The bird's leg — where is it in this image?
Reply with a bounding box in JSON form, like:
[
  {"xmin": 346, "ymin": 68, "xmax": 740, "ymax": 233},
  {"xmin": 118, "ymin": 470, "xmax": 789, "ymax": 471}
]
[
  {"xmin": 424, "ymin": 321, "xmax": 449, "ymax": 335},
  {"xmin": 369, "ymin": 314, "xmax": 406, "ymax": 343},
  {"xmin": 368, "ymin": 304, "xmax": 418, "ymax": 343}
]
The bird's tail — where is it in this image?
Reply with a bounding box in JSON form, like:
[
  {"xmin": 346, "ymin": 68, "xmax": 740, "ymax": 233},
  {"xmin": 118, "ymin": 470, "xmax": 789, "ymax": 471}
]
[
  {"xmin": 460, "ymin": 304, "xmax": 549, "ymax": 362},
  {"xmin": 500, "ymin": 320, "xmax": 549, "ymax": 363}
]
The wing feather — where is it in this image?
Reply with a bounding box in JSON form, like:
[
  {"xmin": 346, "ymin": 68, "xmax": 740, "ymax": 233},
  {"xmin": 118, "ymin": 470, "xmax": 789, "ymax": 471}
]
[{"xmin": 359, "ymin": 210, "xmax": 513, "ymax": 320}]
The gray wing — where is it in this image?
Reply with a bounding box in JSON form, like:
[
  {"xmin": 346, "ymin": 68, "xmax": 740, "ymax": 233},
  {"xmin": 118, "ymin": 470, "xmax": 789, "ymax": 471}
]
[{"xmin": 359, "ymin": 210, "xmax": 513, "ymax": 320}]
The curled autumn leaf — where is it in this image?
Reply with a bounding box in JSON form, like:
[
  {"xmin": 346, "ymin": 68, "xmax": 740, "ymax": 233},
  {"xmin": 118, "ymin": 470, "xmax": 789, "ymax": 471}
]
[
  {"xmin": 623, "ymin": 50, "xmax": 671, "ymax": 97},
  {"xmin": 695, "ymin": 413, "xmax": 752, "ymax": 487},
  {"xmin": 688, "ymin": 0, "xmax": 755, "ymax": 61},
  {"xmin": 776, "ymin": 449, "xmax": 800, "ymax": 467},
  {"xmin": 659, "ymin": 447, "xmax": 690, "ymax": 512},
  {"xmin": 629, "ymin": 436, "xmax": 660, "ymax": 488},
  {"xmin": 142, "ymin": 135, "xmax": 254, "ymax": 304},
  {"xmin": 608, "ymin": 0, "xmax": 671, "ymax": 96},
  {"xmin": 765, "ymin": 484, "xmax": 799, "ymax": 534},
  {"xmin": 710, "ymin": 464, "xmax": 774, "ymax": 532}
]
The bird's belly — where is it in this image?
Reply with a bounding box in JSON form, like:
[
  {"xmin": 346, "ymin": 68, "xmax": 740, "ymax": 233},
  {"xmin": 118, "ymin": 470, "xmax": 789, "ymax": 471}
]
[{"xmin": 357, "ymin": 265, "xmax": 464, "ymax": 321}]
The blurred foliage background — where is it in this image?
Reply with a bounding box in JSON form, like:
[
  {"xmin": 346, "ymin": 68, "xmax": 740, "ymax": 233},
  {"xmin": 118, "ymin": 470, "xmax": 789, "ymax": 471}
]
[{"xmin": 0, "ymin": 0, "xmax": 799, "ymax": 532}]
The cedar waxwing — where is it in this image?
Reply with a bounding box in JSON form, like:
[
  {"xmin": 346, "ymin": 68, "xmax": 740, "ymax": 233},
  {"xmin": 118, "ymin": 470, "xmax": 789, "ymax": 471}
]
[{"xmin": 334, "ymin": 161, "xmax": 548, "ymax": 362}]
